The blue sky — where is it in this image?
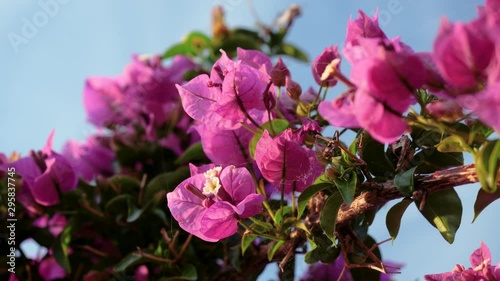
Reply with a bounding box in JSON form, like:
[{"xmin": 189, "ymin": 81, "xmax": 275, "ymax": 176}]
[{"xmin": 2, "ymin": 0, "xmax": 499, "ymax": 280}]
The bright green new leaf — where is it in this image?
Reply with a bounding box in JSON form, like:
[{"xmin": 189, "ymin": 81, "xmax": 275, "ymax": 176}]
[
  {"xmin": 241, "ymin": 233, "xmax": 258, "ymax": 255},
  {"xmin": 436, "ymin": 135, "xmax": 472, "ymax": 153},
  {"xmin": 52, "ymin": 225, "xmax": 72, "ymax": 273},
  {"xmin": 475, "ymin": 140, "xmax": 500, "ymax": 193},
  {"xmin": 267, "ymin": 240, "xmax": 285, "ymax": 261},
  {"xmin": 417, "ymin": 189, "xmax": 462, "ymax": 244}
]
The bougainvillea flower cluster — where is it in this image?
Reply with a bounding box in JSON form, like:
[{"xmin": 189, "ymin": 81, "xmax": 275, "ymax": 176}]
[{"xmin": 167, "ymin": 165, "xmax": 264, "ymax": 241}]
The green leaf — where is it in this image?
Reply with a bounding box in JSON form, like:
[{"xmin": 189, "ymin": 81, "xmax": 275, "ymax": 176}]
[
  {"xmin": 275, "ymin": 43, "xmax": 309, "ymax": 62},
  {"xmin": 436, "ymin": 135, "xmax": 472, "ymax": 153},
  {"xmin": 249, "ymin": 119, "xmax": 290, "ymax": 158},
  {"xmin": 413, "ymin": 149, "xmax": 463, "ymax": 174},
  {"xmin": 334, "ymin": 171, "xmax": 357, "ymax": 205},
  {"xmin": 393, "ymin": 167, "xmax": 417, "ymax": 197},
  {"xmin": 108, "ymin": 175, "xmax": 141, "ymax": 195},
  {"xmin": 144, "ymin": 166, "xmax": 190, "ymax": 204},
  {"xmin": 267, "ymin": 240, "xmax": 285, "ymax": 261},
  {"xmin": 386, "ymin": 199, "xmax": 413, "ymax": 241},
  {"xmin": 361, "ymin": 133, "xmax": 394, "ymax": 178},
  {"xmin": 105, "ymin": 194, "xmax": 131, "ymax": 218},
  {"xmin": 304, "ymin": 233, "xmax": 340, "ymax": 264},
  {"xmin": 275, "ymin": 205, "xmax": 293, "ymax": 225},
  {"xmin": 52, "ymin": 225, "xmax": 72, "ymax": 273},
  {"xmin": 113, "ymin": 252, "xmax": 145, "ymax": 272},
  {"xmin": 241, "ymin": 233, "xmax": 258, "ymax": 255},
  {"xmin": 179, "ymin": 264, "xmax": 198, "ymax": 281},
  {"xmin": 320, "ymin": 192, "xmax": 344, "ymax": 241},
  {"xmin": 249, "ymin": 220, "xmax": 274, "ymax": 233},
  {"xmin": 174, "ymin": 142, "xmax": 208, "ymax": 165},
  {"xmin": 417, "ymin": 188, "xmax": 462, "ymax": 244},
  {"xmin": 473, "ymin": 188, "xmax": 500, "ymax": 222},
  {"xmin": 162, "ymin": 42, "xmax": 195, "ymax": 59},
  {"xmin": 475, "ymin": 140, "xmax": 500, "ymax": 193},
  {"xmin": 184, "ymin": 31, "xmax": 212, "ymax": 49},
  {"xmin": 297, "ymin": 183, "xmax": 331, "ymax": 218}
]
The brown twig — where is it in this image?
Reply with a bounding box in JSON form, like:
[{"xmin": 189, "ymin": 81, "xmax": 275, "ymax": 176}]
[{"xmin": 336, "ymin": 164, "xmax": 490, "ymax": 226}]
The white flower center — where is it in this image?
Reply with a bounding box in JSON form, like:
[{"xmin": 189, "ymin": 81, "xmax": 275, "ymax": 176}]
[{"xmin": 202, "ymin": 166, "xmax": 222, "ymax": 196}]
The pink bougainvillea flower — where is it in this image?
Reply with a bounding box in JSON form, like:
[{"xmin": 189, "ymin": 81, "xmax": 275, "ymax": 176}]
[
  {"xmin": 38, "ymin": 257, "xmax": 66, "ymax": 281},
  {"xmin": 237, "ymin": 47, "xmax": 273, "ymax": 75},
  {"xmin": 216, "ymin": 63, "xmax": 269, "ymax": 124},
  {"xmin": 33, "ymin": 213, "xmax": 67, "ymax": 237},
  {"xmin": 122, "ymin": 55, "xmax": 195, "ymax": 126},
  {"xmin": 178, "ymin": 49, "xmax": 272, "ymax": 130},
  {"xmin": 312, "ymin": 45, "xmax": 341, "ymax": 87},
  {"xmin": 62, "ymin": 135, "xmax": 114, "ymax": 181},
  {"xmin": 2, "ymin": 131, "xmax": 77, "ymax": 206},
  {"xmin": 343, "ymin": 9, "xmax": 388, "ymax": 63},
  {"xmin": 321, "ymin": 38, "xmax": 425, "ymax": 143},
  {"xmin": 457, "ymin": 82, "xmax": 500, "ymax": 133},
  {"xmin": 271, "ymin": 57, "xmax": 291, "ymax": 87},
  {"xmin": 254, "ymin": 129, "xmax": 322, "ymax": 193},
  {"xmin": 194, "ymin": 123, "xmax": 254, "ymax": 167},
  {"xmin": 318, "ymin": 90, "xmax": 360, "ymax": 128},
  {"xmin": 83, "ymin": 76, "xmax": 129, "ymax": 127},
  {"xmin": 167, "ymin": 165, "xmax": 264, "ymax": 242},
  {"xmin": 433, "ymin": 17, "xmax": 495, "ymax": 92},
  {"xmin": 424, "ymin": 242, "xmax": 500, "ymax": 280}
]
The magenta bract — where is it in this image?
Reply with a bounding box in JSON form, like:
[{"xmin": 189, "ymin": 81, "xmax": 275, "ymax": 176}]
[
  {"xmin": 167, "ymin": 165, "xmax": 264, "ymax": 242},
  {"xmin": 254, "ymin": 129, "xmax": 322, "ymax": 193}
]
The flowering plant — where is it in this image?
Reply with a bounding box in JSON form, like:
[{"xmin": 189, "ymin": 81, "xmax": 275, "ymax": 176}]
[{"xmin": 2, "ymin": 2, "xmax": 500, "ymax": 280}]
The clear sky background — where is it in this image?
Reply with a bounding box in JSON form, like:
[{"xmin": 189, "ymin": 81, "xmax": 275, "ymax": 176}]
[{"xmin": 1, "ymin": 0, "xmax": 499, "ymax": 280}]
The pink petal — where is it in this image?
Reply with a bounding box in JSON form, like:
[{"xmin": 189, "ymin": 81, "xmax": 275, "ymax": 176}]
[
  {"xmin": 201, "ymin": 201, "xmax": 238, "ymax": 241},
  {"xmin": 470, "ymin": 242, "xmax": 492, "ymax": 267}
]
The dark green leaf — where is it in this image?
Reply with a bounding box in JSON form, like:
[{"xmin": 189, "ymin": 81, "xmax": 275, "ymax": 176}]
[
  {"xmin": 108, "ymin": 175, "xmax": 141, "ymax": 196},
  {"xmin": 304, "ymin": 233, "xmax": 340, "ymax": 264},
  {"xmin": 249, "ymin": 119, "xmax": 290, "ymax": 158},
  {"xmin": 413, "ymin": 149, "xmax": 463, "ymax": 174},
  {"xmin": 386, "ymin": 199, "xmax": 413, "ymax": 241},
  {"xmin": 184, "ymin": 31, "xmax": 212, "ymax": 49},
  {"xmin": 174, "ymin": 142, "xmax": 208, "ymax": 165},
  {"xmin": 320, "ymin": 192, "xmax": 344, "ymax": 241},
  {"xmin": 417, "ymin": 188, "xmax": 462, "ymax": 244},
  {"xmin": 361, "ymin": 133, "xmax": 394, "ymax": 178},
  {"xmin": 393, "ymin": 167, "xmax": 417, "ymax": 197},
  {"xmin": 297, "ymin": 183, "xmax": 331, "ymax": 218},
  {"xmin": 473, "ymin": 188, "xmax": 500, "ymax": 222},
  {"xmin": 113, "ymin": 252, "xmax": 145, "ymax": 272},
  {"xmin": 241, "ymin": 233, "xmax": 258, "ymax": 255},
  {"xmin": 145, "ymin": 166, "xmax": 190, "ymax": 205},
  {"xmin": 334, "ymin": 171, "xmax": 357, "ymax": 205},
  {"xmin": 267, "ymin": 240, "xmax": 285, "ymax": 261},
  {"xmin": 436, "ymin": 135, "xmax": 471, "ymax": 153}
]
